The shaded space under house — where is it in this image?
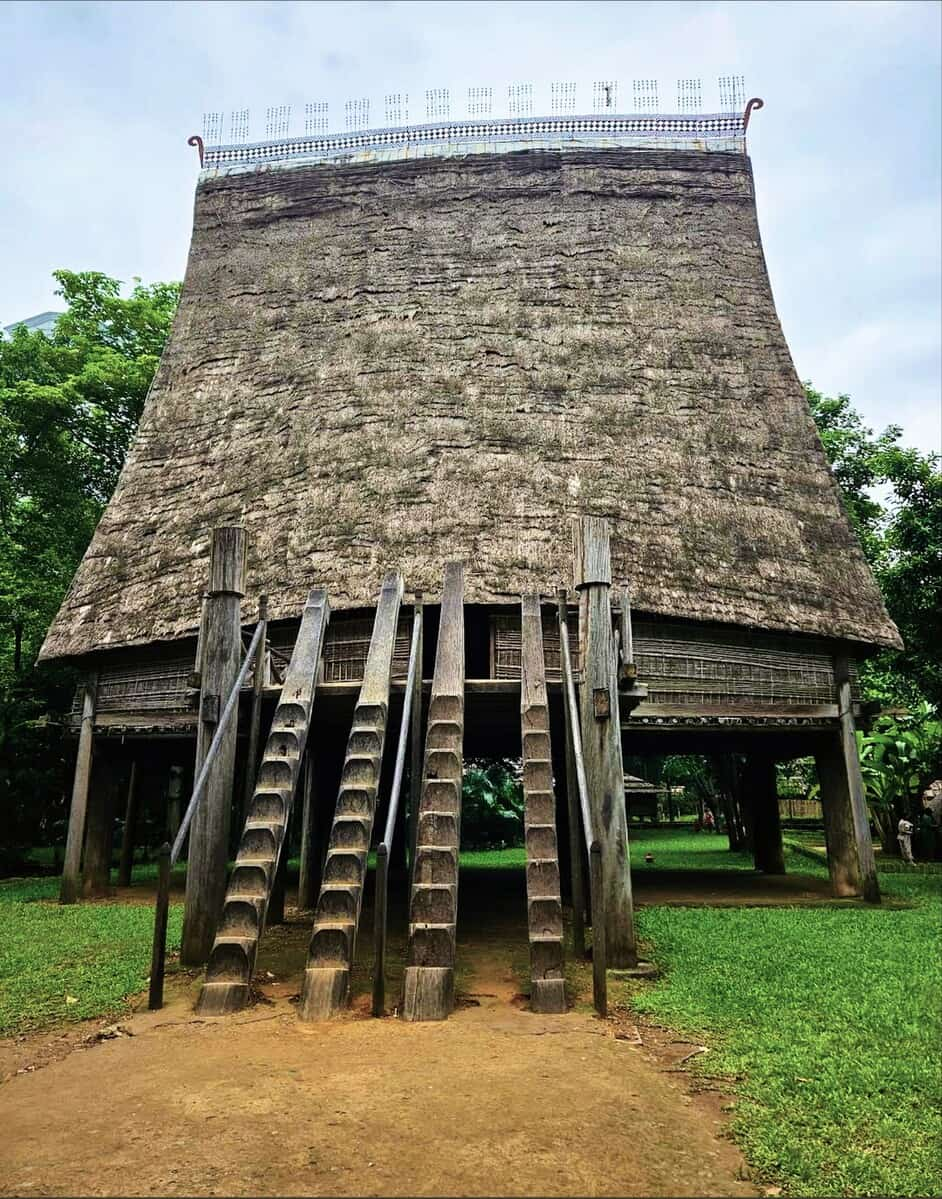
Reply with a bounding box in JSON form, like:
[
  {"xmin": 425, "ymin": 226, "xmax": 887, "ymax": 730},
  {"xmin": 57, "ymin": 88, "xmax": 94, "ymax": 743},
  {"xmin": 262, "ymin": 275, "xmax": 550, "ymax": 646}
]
[{"xmin": 41, "ymin": 92, "xmax": 899, "ymax": 1022}]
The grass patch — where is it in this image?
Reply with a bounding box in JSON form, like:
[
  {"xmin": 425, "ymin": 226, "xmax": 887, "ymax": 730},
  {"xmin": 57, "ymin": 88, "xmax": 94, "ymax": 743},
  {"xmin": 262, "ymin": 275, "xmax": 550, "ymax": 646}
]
[
  {"xmin": 630, "ymin": 870, "xmax": 942, "ymax": 1197},
  {"xmin": 0, "ymin": 876, "xmax": 183, "ymax": 1035}
]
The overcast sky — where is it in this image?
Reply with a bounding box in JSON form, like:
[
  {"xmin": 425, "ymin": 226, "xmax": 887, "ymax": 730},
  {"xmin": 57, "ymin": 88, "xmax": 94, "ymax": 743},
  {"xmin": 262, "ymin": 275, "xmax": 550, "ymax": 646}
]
[{"xmin": 2, "ymin": 0, "xmax": 939, "ymax": 453}]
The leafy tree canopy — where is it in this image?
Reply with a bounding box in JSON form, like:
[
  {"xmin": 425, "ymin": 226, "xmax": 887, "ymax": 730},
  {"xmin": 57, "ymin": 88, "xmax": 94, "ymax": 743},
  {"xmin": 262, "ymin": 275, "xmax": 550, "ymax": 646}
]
[
  {"xmin": 0, "ymin": 271, "xmax": 180, "ymax": 664},
  {"xmin": 0, "ymin": 271, "xmax": 179, "ymax": 856},
  {"xmin": 805, "ymin": 385, "xmax": 942, "ymax": 708}
]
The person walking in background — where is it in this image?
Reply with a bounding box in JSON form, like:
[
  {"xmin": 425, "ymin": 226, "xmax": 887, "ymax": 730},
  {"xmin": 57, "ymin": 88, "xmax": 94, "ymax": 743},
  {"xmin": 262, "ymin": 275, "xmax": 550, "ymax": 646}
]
[{"xmin": 897, "ymin": 817, "xmax": 915, "ymax": 865}]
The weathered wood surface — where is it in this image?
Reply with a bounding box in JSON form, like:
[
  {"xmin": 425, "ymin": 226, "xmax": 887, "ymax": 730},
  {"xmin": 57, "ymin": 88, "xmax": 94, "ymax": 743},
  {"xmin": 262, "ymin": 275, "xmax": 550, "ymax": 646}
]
[
  {"xmin": 521, "ymin": 595, "xmax": 566, "ymax": 1014},
  {"xmin": 82, "ymin": 759, "xmax": 117, "ymax": 899},
  {"xmin": 41, "ymin": 151, "xmax": 901, "ymax": 669},
  {"xmin": 573, "ymin": 518, "xmax": 637, "ymax": 968},
  {"xmin": 241, "ymin": 596, "xmax": 268, "ymax": 826},
  {"xmin": 814, "ymin": 654, "xmax": 881, "ymax": 904},
  {"xmin": 745, "ymin": 755, "xmax": 785, "ymax": 874},
  {"xmin": 148, "ymin": 843, "xmax": 171, "ymax": 1011},
  {"xmin": 557, "ymin": 607, "xmax": 608, "ymax": 1017},
  {"xmin": 59, "ymin": 674, "xmax": 98, "ymax": 905},
  {"xmin": 408, "ymin": 593, "xmax": 424, "ymax": 872},
  {"xmin": 182, "ymin": 527, "xmax": 246, "ymax": 967},
  {"xmin": 117, "ymin": 761, "xmax": 139, "ymax": 887},
  {"xmin": 300, "ymin": 572, "xmax": 404, "ymax": 1021},
  {"xmin": 296, "ymin": 750, "xmax": 317, "ymax": 910},
  {"xmin": 197, "ymin": 587, "xmax": 330, "ymax": 1015},
  {"xmin": 402, "ymin": 562, "xmax": 465, "ymax": 1022},
  {"xmin": 557, "ymin": 590, "xmax": 585, "ymax": 957},
  {"xmin": 374, "ymin": 604, "xmax": 423, "ymax": 1017}
]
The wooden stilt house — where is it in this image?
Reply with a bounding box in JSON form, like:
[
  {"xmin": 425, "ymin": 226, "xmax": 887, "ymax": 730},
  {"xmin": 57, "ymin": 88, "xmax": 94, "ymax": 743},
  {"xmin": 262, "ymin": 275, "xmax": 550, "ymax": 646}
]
[{"xmin": 40, "ymin": 93, "xmax": 900, "ymax": 1020}]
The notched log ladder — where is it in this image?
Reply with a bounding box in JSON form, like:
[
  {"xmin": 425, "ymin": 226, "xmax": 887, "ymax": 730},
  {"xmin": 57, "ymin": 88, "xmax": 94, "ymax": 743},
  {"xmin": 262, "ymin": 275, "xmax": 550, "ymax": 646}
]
[
  {"xmin": 196, "ymin": 589, "xmax": 330, "ymax": 1015},
  {"xmin": 520, "ymin": 595, "xmax": 566, "ymax": 1014},
  {"xmin": 401, "ymin": 562, "xmax": 465, "ymax": 1022},
  {"xmin": 299, "ymin": 573, "xmax": 404, "ymax": 1020}
]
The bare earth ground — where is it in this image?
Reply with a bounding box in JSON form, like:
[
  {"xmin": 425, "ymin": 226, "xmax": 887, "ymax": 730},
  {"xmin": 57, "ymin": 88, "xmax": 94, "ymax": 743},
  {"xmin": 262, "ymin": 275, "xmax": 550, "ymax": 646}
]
[{"xmin": 0, "ymin": 868, "xmax": 818, "ymax": 1198}]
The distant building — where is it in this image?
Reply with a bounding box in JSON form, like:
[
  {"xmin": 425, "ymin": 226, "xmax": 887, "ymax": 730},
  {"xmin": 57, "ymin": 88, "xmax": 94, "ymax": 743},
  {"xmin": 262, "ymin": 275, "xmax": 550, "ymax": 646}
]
[{"xmin": 2, "ymin": 311, "xmax": 63, "ymax": 340}]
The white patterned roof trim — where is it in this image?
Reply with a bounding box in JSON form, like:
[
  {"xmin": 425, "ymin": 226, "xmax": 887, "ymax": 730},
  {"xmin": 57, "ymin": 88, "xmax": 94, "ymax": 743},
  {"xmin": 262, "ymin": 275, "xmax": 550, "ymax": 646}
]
[{"xmin": 200, "ymin": 112, "xmax": 747, "ymax": 173}]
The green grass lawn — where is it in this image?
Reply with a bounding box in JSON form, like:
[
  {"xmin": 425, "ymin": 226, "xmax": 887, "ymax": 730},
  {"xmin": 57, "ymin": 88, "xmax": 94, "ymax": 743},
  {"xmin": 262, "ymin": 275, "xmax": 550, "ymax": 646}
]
[
  {"xmin": 0, "ymin": 875, "xmax": 183, "ymax": 1035},
  {"xmin": 3, "ymin": 830, "xmax": 939, "ymax": 1197},
  {"xmin": 629, "ymin": 864, "xmax": 942, "ymax": 1197}
]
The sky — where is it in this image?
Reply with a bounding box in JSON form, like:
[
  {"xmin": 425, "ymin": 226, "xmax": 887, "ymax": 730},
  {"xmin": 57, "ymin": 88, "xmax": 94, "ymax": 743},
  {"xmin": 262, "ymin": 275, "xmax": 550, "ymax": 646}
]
[{"xmin": 1, "ymin": 0, "xmax": 940, "ymax": 454}]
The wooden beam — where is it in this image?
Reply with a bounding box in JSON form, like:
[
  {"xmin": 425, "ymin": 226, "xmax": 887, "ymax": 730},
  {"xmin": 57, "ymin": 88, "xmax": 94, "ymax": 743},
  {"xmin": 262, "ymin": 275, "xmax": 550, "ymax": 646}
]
[
  {"xmin": 181, "ymin": 526, "xmax": 247, "ymax": 966},
  {"xmin": 814, "ymin": 655, "xmax": 880, "ymax": 903},
  {"xmin": 402, "ymin": 562, "xmax": 465, "ymax": 1022},
  {"xmin": 82, "ymin": 758, "xmax": 117, "ymax": 898},
  {"xmin": 297, "ymin": 749, "xmax": 317, "ymax": 910},
  {"xmin": 745, "ymin": 755, "xmax": 785, "ymax": 874},
  {"xmin": 835, "ymin": 655, "xmax": 880, "ymax": 904},
  {"xmin": 117, "ymin": 760, "xmax": 139, "ymax": 887},
  {"xmin": 59, "ymin": 673, "xmax": 98, "ymax": 904},
  {"xmin": 408, "ymin": 592, "xmax": 424, "ymax": 872},
  {"xmin": 241, "ymin": 595, "xmax": 268, "ymax": 827},
  {"xmin": 572, "ymin": 517, "xmax": 637, "ymax": 967},
  {"xmin": 557, "ymin": 588, "xmax": 585, "ymax": 958}
]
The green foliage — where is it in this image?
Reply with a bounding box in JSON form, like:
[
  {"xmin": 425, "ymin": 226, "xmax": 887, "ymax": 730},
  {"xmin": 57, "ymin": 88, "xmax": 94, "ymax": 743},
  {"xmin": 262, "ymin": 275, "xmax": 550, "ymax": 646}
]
[
  {"xmin": 0, "ymin": 271, "xmax": 179, "ymax": 855},
  {"xmin": 631, "ymin": 871, "xmax": 942, "ymax": 1198},
  {"xmin": 0, "ymin": 875, "xmax": 183, "ymax": 1034},
  {"xmin": 857, "ymin": 704, "xmax": 942, "ymax": 852},
  {"xmin": 460, "ymin": 759, "xmax": 525, "ymax": 849},
  {"xmin": 806, "ymin": 384, "xmax": 942, "ymax": 707}
]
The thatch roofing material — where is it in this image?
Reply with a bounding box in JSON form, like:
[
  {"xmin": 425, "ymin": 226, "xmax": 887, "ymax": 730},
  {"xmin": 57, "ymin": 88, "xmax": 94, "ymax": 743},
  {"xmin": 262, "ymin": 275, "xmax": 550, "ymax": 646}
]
[{"xmin": 40, "ymin": 147, "xmax": 900, "ymax": 661}]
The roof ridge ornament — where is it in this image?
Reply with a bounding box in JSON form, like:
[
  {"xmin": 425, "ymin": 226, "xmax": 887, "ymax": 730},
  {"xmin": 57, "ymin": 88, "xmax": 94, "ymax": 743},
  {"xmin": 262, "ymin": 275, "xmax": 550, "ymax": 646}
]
[{"xmin": 744, "ymin": 97, "xmax": 765, "ymax": 135}]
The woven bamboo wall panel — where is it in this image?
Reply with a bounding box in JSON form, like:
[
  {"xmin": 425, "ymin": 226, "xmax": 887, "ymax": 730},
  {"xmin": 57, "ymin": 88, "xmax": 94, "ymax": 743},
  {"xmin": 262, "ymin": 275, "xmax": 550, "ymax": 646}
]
[
  {"xmin": 491, "ymin": 615, "xmax": 859, "ymax": 704},
  {"xmin": 271, "ymin": 614, "xmax": 412, "ymax": 683},
  {"xmin": 491, "ymin": 612, "xmax": 580, "ymax": 681}
]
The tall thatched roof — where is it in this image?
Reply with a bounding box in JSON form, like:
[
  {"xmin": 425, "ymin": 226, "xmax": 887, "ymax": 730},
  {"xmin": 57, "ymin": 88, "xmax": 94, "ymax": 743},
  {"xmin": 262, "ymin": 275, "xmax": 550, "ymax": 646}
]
[{"xmin": 40, "ymin": 132, "xmax": 900, "ymax": 661}]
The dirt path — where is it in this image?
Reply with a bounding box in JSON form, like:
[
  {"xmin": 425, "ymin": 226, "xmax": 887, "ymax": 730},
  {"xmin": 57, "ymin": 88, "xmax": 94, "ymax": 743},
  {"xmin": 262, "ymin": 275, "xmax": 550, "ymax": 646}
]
[{"xmin": 0, "ymin": 872, "xmax": 758, "ymax": 1199}]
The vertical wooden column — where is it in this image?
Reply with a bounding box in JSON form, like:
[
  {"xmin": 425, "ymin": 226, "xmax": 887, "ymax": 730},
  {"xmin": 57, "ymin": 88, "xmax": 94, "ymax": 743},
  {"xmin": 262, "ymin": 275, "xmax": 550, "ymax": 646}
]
[
  {"xmin": 59, "ymin": 674, "xmax": 98, "ymax": 904},
  {"xmin": 572, "ymin": 517, "xmax": 636, "ymax": 967},
  {"xmin": 297, "ymin": 749, "xmax": 317, "ymax": 910},
  {"xmin": 241, "ymin": 595, "xmax": 268, "ymax": 827},
  {"xmin": 408, "ymin": 593, "xmax": 424, "ymax": 874},
  {"xmin": 745, "ymin": 754, "xmax": 785, "ymax": 874},
  {"xmin": 166, "ymin": 765, "xmax": 184, "ymax": 842},
  {"xmin": 814, "ymin": 655, "xmax": 880, "ymax": 904},
  {"xmin": 181, "ymin": 526, "xmax": 247, "ymax": 966},
  {"xmin": 117, "ymin": 761, "xmax": 139, "ymax": 887},
  {"xmin": 82, "ymin": 758, "xmax": 118, "ymax": 897}
]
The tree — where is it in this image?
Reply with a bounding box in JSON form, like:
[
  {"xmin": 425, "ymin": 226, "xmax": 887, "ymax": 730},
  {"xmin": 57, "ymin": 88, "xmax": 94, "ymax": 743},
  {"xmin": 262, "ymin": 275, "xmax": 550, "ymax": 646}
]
[
  {"xmin": 806, "ymin": 385, "xmax": 942, "ymax": 708},
  {"xmin": 0, "ymin": 271, "xmax": 180, "ymax": 861}
]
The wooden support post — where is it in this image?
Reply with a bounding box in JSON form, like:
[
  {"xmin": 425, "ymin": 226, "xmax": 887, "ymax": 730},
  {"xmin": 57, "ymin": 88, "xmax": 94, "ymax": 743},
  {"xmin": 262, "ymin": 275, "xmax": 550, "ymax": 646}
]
[
  {"xmin": 297, "ymin": 749, "xmax": 317, "ymax": 910},
  {"xmin": 408, "ymin": 592, "xmax": 424, "ymax": 875},
  {"xmin": 148, "ymin": 843, "xmax": 171, "ymax": 1011},
  {"xmin": 181, "ymin": 526, "xmax": 246, "ymax": 966},
  {"xmin": 268, "ymin": 849, "xmax": 287, "ymax": 925},
  {"xmin": 241, "ymin": 595, "xmax": 268, "ymax": 827},
  {"xmin": 82, "ymin": 759, "xmax": 117, "ymax": 898},
  {"xmin": 835, "ymin": 655, "xmax": 880, "ymax": 904},
  {"xmin": 589, "ymin": 844, "xmax": 607, "ymax": 1017},
  {"xmin": 372, "ymin": 844, "xmax": 389, "ymax": 1017},
  {"xmin": 745, "ymin": 755, "xmax": 785, "ymax": 874},
  {"xmin": 117, "ymin": 761, "xmax": 139, "ymax": 887},
  {"xmin": 815, "ymin": 655, "xmax": 880, "ymax": 903},
  {"xmin": 59, "ymin": 674, "xmax": 98, "ymax": 904},
  {"xmin": 557, "ymin": 588, "xmax": 585, "ymax": 958},
  {"xmin": 166, "ymin": 765, "xmax": 184, "ymax": 842},
  {"xmin": 572, "ymin": 517, "xmax": 636, "ymax": 967}
]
